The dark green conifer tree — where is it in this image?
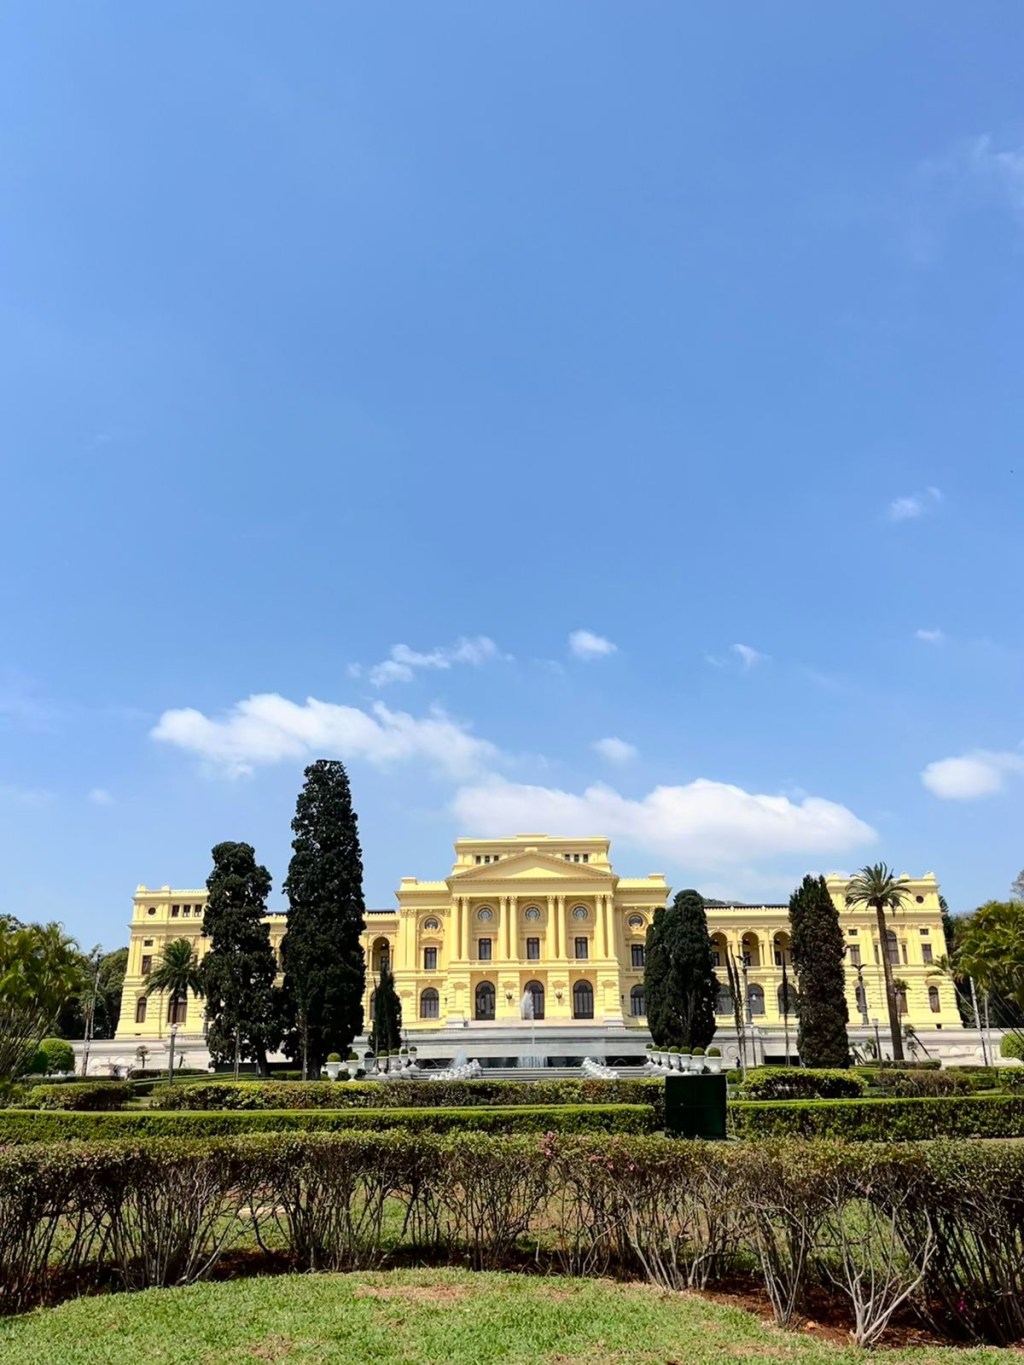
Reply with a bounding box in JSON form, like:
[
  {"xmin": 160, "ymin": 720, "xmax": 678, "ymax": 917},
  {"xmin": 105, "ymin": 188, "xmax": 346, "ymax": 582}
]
[
  {"xmin": 371, "ymin": 958, "xmax": 402, "ymax": 1056},
  {"xmin": 643, "ymin": 888, "xmax": 718, "ymax": 1050},
  {"xmin": 281, "ymin": 760, "xmax": 367, "ymax": 1079},
  {"xmin": 201, "ymin": 842, "xmax": 281, "ymax": 1076},
  {"xmin": 788, "ymin": 874, "xmax": 850, "ymax": 1068}
]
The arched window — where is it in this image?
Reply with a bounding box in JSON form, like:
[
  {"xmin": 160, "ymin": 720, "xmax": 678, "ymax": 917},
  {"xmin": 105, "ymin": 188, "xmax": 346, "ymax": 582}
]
[
  {"xmin": 885, "ymin": 930, "xmax": 900, "ymax": 966},
  {"xmin": 524, "ymin": 906, "xmax": 541, "ymax": 922},
  {"xmin": 716, "ymin": 985, "xmax": 733, "ymax": 1016},
  {"xmin": 420, "ymin": 988, "xmax": 439, "ymax": 1020},
  {"xmin": 711, "ymin": 935, "xmax": 727, "ymax": 969},
  {"xmin": 741, "ymin": 933, "xmax": 760, "ymax": 968},
  {"xmin": 773, "ymin": 935, "xmax": 790, "ymax": 968},
  {"xmin": 168, "ymin": 997, "xmax": 187, "ymax": 1025},
  {"xmin": 630, "ymin": 984, "xmax": 646, "ymax": 1017},
  {"xmin": 422, "ymin": 918, "xmax": 440, "ymax": 932},
  {"xmin": 928, "ymin": 985, "xmax": 940, "ymax": 1013},
  {"xmin": 135, "ymin": 997, "xmax": 147, "ymax": 1024},
  {"xmin": 747, "ymin": 983, "xmax": 765, "ymax": 1017},
  {"xmin": 572, "ymin": 980, "xmax": 594, "ymax": 1019},
  {"xmin": 524, "ymin": 980, "xmax": 545, "ymax": 1020},
  {"xmin": 777, "ymin": 981, "xmax": 795, "ymax": 1017},
  {"xmin": 477, "ymin": 907, "xmax": 493, "ymax": 921},
  {"xmin": 474, "ymin": 981, "xmax": 495, "ymax": 1021},
  {"xmin": 855, "ymin": 983, "xmax": 867, "ymax": 1015},
  {"xmin": 896, "ymin": 985, "xmax": 908, "ymax": 1015},
  {"xmin": 572, "ymin": 905, "xmax": 588, "ymax": 921}
]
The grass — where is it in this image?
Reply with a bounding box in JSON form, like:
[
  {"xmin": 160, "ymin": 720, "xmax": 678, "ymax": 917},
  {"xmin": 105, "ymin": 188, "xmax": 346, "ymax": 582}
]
[{"xmin": 0, "ymin": 1271, "xmax": 1018, "ymax": 1365}]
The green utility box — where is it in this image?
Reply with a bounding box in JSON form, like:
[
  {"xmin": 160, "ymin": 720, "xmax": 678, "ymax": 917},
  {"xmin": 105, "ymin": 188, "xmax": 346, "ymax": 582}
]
[{"xmin": 664, "ymin": 1073, "xmax": 728, "ymax": 1139}]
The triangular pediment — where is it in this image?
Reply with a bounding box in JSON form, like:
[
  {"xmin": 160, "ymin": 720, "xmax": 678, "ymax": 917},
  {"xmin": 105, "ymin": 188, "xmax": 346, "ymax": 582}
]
[{"xmin": 448, "ymin": 848, "xmax": 616, "ymax": 885}]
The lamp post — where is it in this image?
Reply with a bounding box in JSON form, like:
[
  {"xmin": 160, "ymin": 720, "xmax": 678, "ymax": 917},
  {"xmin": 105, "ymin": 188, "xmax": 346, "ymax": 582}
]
[
  {"xmin": 80, "ymin": 951, "xmax": 102, "ymax": 1078},
  {"xmin": 871, "ymin": 1016, "xmax": 882, "ymax": 1065},
  {"xmin": 168, "ymin": 1023, "xmax": 180, "ymax": 1085}
]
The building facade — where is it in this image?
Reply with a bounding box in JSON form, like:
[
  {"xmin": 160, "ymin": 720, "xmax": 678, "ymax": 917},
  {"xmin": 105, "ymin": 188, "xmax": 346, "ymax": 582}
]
[{"xmin": 114, "ymin": 834, "xmax": 960, "ymax": 1052}]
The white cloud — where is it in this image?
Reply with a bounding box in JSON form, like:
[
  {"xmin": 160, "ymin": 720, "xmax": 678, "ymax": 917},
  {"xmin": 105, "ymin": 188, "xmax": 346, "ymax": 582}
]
[
  {"xmin": 452, "ymin": 776, "xmax": 876, "ymax": 875},
  {"xmin": 568, "ymin": 629, "xmax": 617, "ymax": 661},
  {"xmin": 931, "ymin": 134, "xmax": 1024, "ymax": 220},
  {"xmin": 151, "ymin": 694, "xmax": 499, "ymax": 779},
  {"xmin": 921, "ymin": 747, "xmax": 1024, "ymax": 800},
  {"xmin": 915, "ymin": 628, "xmax": 945, "ymax": 644},
  {"xmin": 592, "ymin": 737, "xmax": 637, "ymax": 764},
  {"xmin": 732, "ymin": 643, "xmax": 767, "ymax": 669},
  {"xmin": 359, "ymin": 636, "xmax": 504, "ymax": 687},
  {"xmin": 88, "ymin": 788, "xmax": 114, "ymax": 806},
  {"xmin": 887, "ymin": 487, "xmax": 942, "ymax": 522}
]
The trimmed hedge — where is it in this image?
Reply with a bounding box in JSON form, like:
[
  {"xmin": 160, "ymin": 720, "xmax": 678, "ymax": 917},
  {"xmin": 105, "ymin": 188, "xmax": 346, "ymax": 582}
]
[
  {"xmin": 730, "ymin": 1093, "xmax": 1024, "ymax": 1141},
  {"xmin": 1001, "ymin": 1032, "xmax": 1024, "ymax": 1061},
  {"xmin": 150, "ymin": 1077, "xmax": 665, "ymax": 1113},
  {"xmin": 0, "ymin": 1133, "xmax": 1022, "ymax": 1345},
  {"xmin": 871, "ymin": 1069, "xmax": 971, "ymax": 1098},
  {"xmin": 23, "ymin": 1082, "xmax": 133, "ymax": 1112},
  {"xmin": 739, "ymin": 1068, "xmax": 865, "ymax": 1101},
  {"xmin": 0, "ymin": 1103, "xmax": 656, "ymax": 1144}
]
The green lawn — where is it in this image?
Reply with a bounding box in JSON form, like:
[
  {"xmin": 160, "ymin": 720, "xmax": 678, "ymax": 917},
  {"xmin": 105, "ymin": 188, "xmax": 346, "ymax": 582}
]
[{"xmin": 0, "ymin": 1271, "xmax": 1017, "ymax": 1365}]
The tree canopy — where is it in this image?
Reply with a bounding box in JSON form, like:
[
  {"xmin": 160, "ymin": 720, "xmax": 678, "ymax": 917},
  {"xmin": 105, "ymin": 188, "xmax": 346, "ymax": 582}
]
[
  {"xmin": 282, "ymin": 760, "xmax": 367, "ymax": 1078},
  {"xmin": 788, "ymin": 874, "xmax": 849, "ymax": 1067},
  {"xmin": 201, "ymin": 843, "xmax": 281, "ymax": 1076},
  {"xmin": 953, "ymin": 900, "xmax": 1024, "ymax": 1046},
  {"xmin": 371, "ymin": 959, "xmax": 402, "ymax": 1055},
  {"xmin": 643, "ymin": 889, "xmax": 718, "ymax": 1050},
  {"xmin": 0, "ymin": 921, "xmax": 86, "ymax": 1082},
  {"xmin": 845, "ymin": 863, "xmax": 912, "ymax": 1063}
]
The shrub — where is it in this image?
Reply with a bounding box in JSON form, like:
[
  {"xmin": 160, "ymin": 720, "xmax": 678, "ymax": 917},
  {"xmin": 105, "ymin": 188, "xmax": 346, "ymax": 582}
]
[
  {"xmin": 0, "ymin": 1133, "xmax": 1022, "ymax": 1344},
  {"xmin": 1001, "ymin": 1032, "xmax": 1024, "ymax": 1061},
  {"xmin": 150, "ymin": 1077, "xmax": 665, "ymax": 1115},
  {"xmin": 0, "ymin": 1103, "xmax": 657, "ymax": 1144},
  {"xmin": 873, "ymin": 1069, "xmax": 971, "ymax": 1098},
  {"xmin": 24, "ymin": 1038, "xmax": 75, "ymax": 1076},
  {"xmin": 739, "ymin": 1068, "xmax": 865, "ymax": 1101},
  {"xmin": 26, "ymin": 1081, "xmax": 132, "ymax": 1112},
  {"xmin": 326, "ymin": 1053, "xmax": 342, "ymax": 1064},
  {"xmin": 730, "ymin": 1094, "xmax": 1024, "ymax": 1142}
]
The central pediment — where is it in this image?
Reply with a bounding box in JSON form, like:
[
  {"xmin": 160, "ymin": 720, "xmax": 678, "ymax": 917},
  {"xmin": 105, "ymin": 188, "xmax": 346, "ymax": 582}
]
[{"xmin": 448, "ymin": 847, "xmax": 616, "ymax": 885}]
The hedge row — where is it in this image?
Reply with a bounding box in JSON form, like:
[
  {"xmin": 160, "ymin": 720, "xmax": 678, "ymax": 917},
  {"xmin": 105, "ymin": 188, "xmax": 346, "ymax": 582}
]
[
  {"xmin": 730, "ymin": 1093, "xmax": 1024, "ymax": 1141},
  {"xmin": 149, "ymin": 1077, "xmax": 665, "ymax": 1112},
  {"xmin": 738, "ymin": 1068, "xmax": 865, "ymax": 1101},
  {"xmin": 0, "ymin": 1103, "xmax": 655, "ymax": 1143},
  {"xmin": 0, "ymin": 1132, "xmax": 1021, "ymax": 1346}
]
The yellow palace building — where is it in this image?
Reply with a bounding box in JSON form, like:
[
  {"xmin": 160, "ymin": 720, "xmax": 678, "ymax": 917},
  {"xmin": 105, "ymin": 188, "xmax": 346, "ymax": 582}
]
[{"xmin": 115, "ymin": 834, "xmax": 960, "ymax": 1060}]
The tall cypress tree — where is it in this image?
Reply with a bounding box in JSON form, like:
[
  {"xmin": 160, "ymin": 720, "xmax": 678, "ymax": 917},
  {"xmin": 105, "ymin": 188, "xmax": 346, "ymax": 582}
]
[
  {"xmin": 643, "ymin": 889, "xmax": 718, "ymax": 1050},
  {"xmin": 788, "ymin": 874, "xmax": 850, "ymax": 1068},
  {"xmin": 281, "ymin": 760, "xmax": 367, "ymax": 1079},
  {"xmin": 201, "ymin": 842, "xmax": 281, "ymax": 1077},
  {"xmin": 371, "ymin": 959, "xmax": 402, "ymax": 1055}
]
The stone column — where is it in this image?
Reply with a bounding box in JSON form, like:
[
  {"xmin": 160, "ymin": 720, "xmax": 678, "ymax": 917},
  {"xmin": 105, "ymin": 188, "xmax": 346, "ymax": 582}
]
[
  {"xmin": 546, "ymin": 895, "xmax": 556, "ymax": 961},
  {"xmin": 595, "ymin": 895, "xmax": 608, "ymax": 958},
  {"xmin": 460, "ymin": 897, "xmax": 470, "ymax": 962},
  {"xmin": 507, "ymin": 896, "xmax": 517, "ymax": 960},
  {"xmin": 556, "ymin": 895, "xmax": 566, "ymax": 959}
]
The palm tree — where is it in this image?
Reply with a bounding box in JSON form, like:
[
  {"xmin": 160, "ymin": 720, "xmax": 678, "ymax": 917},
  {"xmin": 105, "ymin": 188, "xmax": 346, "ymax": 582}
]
[
  {"xmin": 846, "ymin": 864, "xmax": 911, "ymax": 1062},
  {"xmin": 144, "ymin": 937, "xmax": 203, "ymax": 1030}
]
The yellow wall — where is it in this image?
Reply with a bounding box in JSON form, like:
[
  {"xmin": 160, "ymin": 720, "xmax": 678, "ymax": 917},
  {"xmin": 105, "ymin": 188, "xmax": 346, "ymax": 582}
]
[{"xmin": 114, "ymin": 836, "xmax": 960, "ymax": 1045}]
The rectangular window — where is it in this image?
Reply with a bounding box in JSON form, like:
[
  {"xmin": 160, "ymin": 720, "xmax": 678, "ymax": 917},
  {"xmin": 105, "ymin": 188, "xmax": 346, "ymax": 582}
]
[
  {"xmin": 141, "ymin": 955, "xmax": 153, "ymax": 975},
  {"xmin": 475, "ymin": 856, "xmax": 482, "ymax": 864},
  {"xmin": 143, "ymin": 939, "xmax": 153, "ymax": 948},
  {"xmin": 171, "ymin": 907, "xmax": 180, "ymax": 918},
  {"xmin": 919, "ymin": 927, "xmax": 930, "ymax": 935},
  {"xmin": 631, "ymin": 944, "xmax": 645, "ymax": 968},
  {"xmin": 848, "ymin": 945, "xmax": 861, "ymax": 966},
  {"xmin": 582, "ymin": 854, "xmax": 589, "ymax": 863},
  {"xmin": 423, "ymin": 946, "xmax": 437, "ymax": 971},
  {"xmin": 564, "ymin": 854, "xmax": 571, "ymax": 861},
  {"xmin": 574, "ymin": 937, "xmax": 588, "ymax": 960},
  {"xmin": 922, "ymin": 943, "xmax": 933, "ymax": 964},
  {"xmin": 526, "ymin": 937, "xmax": 540, "ymax": 960},
  {"xmin": 478, "ymin": 938, "xmax": 492, "ymax": 961}
]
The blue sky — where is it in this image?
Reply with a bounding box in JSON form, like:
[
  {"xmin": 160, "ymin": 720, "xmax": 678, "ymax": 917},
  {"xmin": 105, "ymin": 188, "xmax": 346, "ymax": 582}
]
[{"xmin": 2, "ymin": 5, "xmax": 1022, "ymax": 948}]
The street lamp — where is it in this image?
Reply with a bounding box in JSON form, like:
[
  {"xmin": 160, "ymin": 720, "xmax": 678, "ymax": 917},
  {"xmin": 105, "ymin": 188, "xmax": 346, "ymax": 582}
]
[
  {"xmin": 168, "ymin": 1024, "xmax": 180, "ymax": 1085},
  {"xmin": 871, "ymin": 1016, "xmax": 882, "ymax": 1065}
]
